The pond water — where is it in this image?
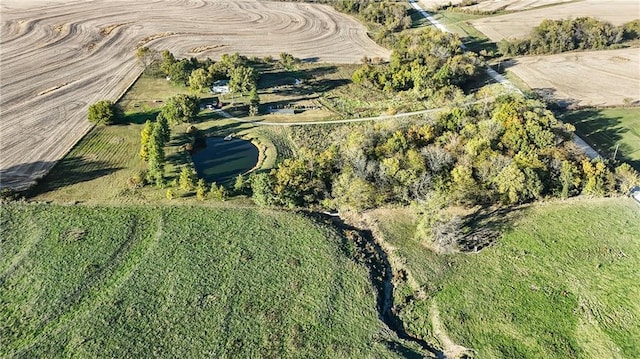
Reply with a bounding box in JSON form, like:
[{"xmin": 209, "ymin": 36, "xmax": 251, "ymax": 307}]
[{"xmin": 191, "ymin": 137, "xmax": 259, "ymax": 184}]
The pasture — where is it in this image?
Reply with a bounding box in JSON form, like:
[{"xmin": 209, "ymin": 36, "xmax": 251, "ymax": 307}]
[
  {"xmin": 0, "ymin": 0, "xmax": 389, "ymax": 190},
  {"xmin": 562, "ymin": 107, "xmax": 640, "ymax": 170},
  {"xmin": 372, "ymin": 198, "xmax": 640, "ymax": 358},
  {"xmin": 0, "ymin": 203, "xmax": 418, "ymax": 358}
]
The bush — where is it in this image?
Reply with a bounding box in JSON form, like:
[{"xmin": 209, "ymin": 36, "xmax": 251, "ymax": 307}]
[{"xmin": 88, "ymin": 100, "xmax": 121, "ymax": 125}]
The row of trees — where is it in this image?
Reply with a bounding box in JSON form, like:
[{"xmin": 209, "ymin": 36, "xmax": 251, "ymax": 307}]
[
  {"xmin": 352, "ymin": 27, "xmax": 481, "ymax": 99},
  {"xmin": 139, "ymin": 114, "xmax": 170, "ymax": 186},
  {"xmin": 499, "ymin": 18, "xmax": 640, "ymax": 56},
  {"xmin": 243, "ymin": 94, "xmax": 639, "ymax": 211}
]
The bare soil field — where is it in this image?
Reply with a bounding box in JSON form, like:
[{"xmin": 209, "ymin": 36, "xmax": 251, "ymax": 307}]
[
  {"xmin": 418, "ymin": 0, "xmax": 572, "ymax": 11},
  {"xmin": 0, "ymin": 0, "xmax": 389, "ymax": 190},
  {"xmin": 505, "ymin": 48, "xmax": 640, "ymax": 107},
  {"xmin": 471, "ymin": 0, "xmax": 640, "ymax": 41}
]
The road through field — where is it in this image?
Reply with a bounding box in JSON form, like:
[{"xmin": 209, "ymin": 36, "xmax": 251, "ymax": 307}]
[
  {"xmin": 0, "ymin": 0, "xmax": 390, "ymax": 190},
  {"xmin": 411, "ymin": 0, "xmax": 601, "ymax": 159}
]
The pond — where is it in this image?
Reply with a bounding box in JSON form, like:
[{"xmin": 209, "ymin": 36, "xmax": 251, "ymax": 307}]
[{"xmin": 191, "ymin": 137, "xmax": 259, "ymax": 184}]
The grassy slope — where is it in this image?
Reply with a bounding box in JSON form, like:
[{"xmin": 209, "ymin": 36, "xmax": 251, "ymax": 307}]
[
  {"xmin": 0, "ymin": 204, "xmax": 408, "ymax": 358},
  {"xmin": 375, "ymin": 198, "xmax": 640, "ymax": 358},
  {"xmin": 562, "ymin": 108, "xmax": 640, "ymax": 171}
]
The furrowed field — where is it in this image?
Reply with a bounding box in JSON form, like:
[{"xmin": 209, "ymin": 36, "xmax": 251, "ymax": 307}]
[
  {"xmin": 373, "ymin": 198, "xmax": 640, "ymax": 358},
  {"xmin": 0, "ymin": 204, "xmax": 414, "ymax": 358}
]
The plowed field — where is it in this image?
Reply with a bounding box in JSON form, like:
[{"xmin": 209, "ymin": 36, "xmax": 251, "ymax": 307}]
[{"xmin": 0, "ymin": 0, "xmax": 390, "ymax": 189}]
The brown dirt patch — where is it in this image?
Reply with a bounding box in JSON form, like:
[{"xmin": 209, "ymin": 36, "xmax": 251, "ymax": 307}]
[{"xmin": 505, "ymin": 48, "xmax": 640, "ymax": 107}]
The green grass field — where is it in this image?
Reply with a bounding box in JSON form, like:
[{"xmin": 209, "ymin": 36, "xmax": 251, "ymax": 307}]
[
  {"xmin": 562, "ymin": 108, "xmax": 640, "ymax": 170},
  {"xmin": 0, "ymin": 203, "xmax": 419, "ymax": 358},
  {"xmin": 374, "ymin": 198, "xmax": 640, "ymax": 358}
]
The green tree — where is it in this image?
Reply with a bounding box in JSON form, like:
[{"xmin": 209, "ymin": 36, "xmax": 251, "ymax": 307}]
[
  {"xmin": 196, "ymin": 178, "xmax": 207, "ymax": 200},
  {"xmin": 147, "ymin": 123, "xmax": 165, "ymax": 187},
  {"xmin": 139, "ymin": 120, "xmax": 154, "ymax": 161},
  {"xmin": 229, "ymin": 65, "xmax": 257, "ymax": 95},
  {"xmin": 179, "ymin": 166, "xmax": 197, "ymax": 192},
  {"xmin": 160, "ymin": 50, "xmax": 176, "ymax": 75},
  {"xmin": 166, "ymin": 188, "xmax": 174, "ymax": 200},
  {"xmin": 250, "ymin": 173, "xmax": 275, "ymax": 207},
  {"xmin": 156, "ymin": 112, "xmax": 171, "ymax": 144},
  {"xmin": 614, "ymin": 163, "xmax": 640, "ymax": 194},
  {"xmin": 494, "ymin": 163, "xmax": 526, "ymax": 204},
  {"xmin": 233, "ymin": 174, "xmax": 247, "ymax": 194},
  {"xmin": 161, "ymin": 94, "xmax": 200, "ymax": 125},
  {"xmin": 209, "ymin": 182, "xmax": 227, "ymax": 201},
  {"xmin": 188, "ymin": 68, "xmax": 211, "ymax": 93},
  {"xmin": 581, "ymin": 159, "xmax": 614, "ymax": 196},
  {"xmin": 559, "ymin": 160, "xmax": 581, "ymax": 198},
  {"xmin": 88, "ymin": 100, "xmax": 120, "ymax": 125}
]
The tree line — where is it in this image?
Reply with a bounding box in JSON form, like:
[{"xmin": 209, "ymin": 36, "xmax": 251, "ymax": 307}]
[{"xmin": 499, "ymin": 17, "xmax": 640, "ymax": 56}]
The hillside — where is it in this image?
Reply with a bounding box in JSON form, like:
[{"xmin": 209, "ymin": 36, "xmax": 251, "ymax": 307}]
[
  {"xmin": 0, "ymin": 204, "xmax": 417, "ymax": 358},
  {"xmin": 373, "ymin": 198, "xmax": 640, "ymax": 358}
]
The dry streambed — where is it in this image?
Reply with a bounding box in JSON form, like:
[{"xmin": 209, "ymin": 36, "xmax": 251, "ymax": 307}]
[{"xmin": 0, "ymin": 0, "xmax": 389, "ymax": 190}]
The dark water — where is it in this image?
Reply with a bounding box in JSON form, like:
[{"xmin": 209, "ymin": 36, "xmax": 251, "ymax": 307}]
[{"xmin": 191, "ymin": 137, "xmax": 259, "ymax": 184}]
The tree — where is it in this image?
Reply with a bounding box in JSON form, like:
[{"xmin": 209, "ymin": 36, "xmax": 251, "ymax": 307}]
[
  {"xmin": 250, "ymin": 173, "xmax": 275, "ymax": 207},
  {"xmin": 139, "ymin": 120, "xmax": 154, "ymax": 161},
  {"xmin": 161, "ymin": 94, "xmax": 200, "ymax": 125},
  {"xmin": 196, "ymin": 178, "xmax": 207, "ymax": 200},
  {"xmin": 559, "ymin": 160, "xmax": 581, "ymax": 198},
  {"xmin": 279, "ymin": 52, "xmax": 299, "ymax": 70},
  {"xmin": 188, "ymin": 68, "xmax": 211, "ymax": 93},
  {"xmin": 136, "ymin": 46, "xmax": 159, "ymax": 70},
  {"xmin": 155, "ymin": 112, "xmax": 171, "ymax": 144},
  {"xmin": 179, "ymin": 166, "xmax": 197, "ymax": 192},
  {"xmin": 494, "ymin": 162, "xmax": 526, "ymax": 204},
  {"xmin": 228, "ymin": 65, "xmax": 257, "ymax": 95},
  {"xmin": 581, "ymin": 159, "xmax": 614, "ymax": 196},
  {"xmin": 614, "ymin": 163, "xmax": 640, "ymax": 194},
  {"xmin": 166, "ymin": 188, "xmax": 174, "ymax": 200},
  {"xmin": 209, "ymin": 182, "xmax": 227, "ymax": 201},
  {"xmin": 233, "ymin": 174, "xmax": 247, "ymax": 194},
  {"xmin": 147, "ymin": 123, "xmax": 165, "ymax": 187},
  {"xmin": 88, "ymin": 100, "xmax": 120, "ymax": 125},
  {"xmin": 160, "ymin": 50, "xmax": 176, "ymax": 75}
]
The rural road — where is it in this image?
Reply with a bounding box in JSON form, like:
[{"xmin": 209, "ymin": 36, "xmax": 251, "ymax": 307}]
[{"xmin": 409, "ymin": 0, "xmax": 600, "ymax": 159}]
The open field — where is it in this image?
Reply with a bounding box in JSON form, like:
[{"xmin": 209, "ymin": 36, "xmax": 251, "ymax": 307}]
[
  {"xmin": 0, "ymin": 203, "xmax": 419, "ymax": 357},
  {"xmin": 0, "ymin": 0, "xmax": 390, "ymax": 191},
  {"xmin": 372, "ymin": 197, "xmax": 640, "ymax": 358},
  {"xmin": 470, "ymin": 0, "xmax": 640, "ymax": 42},
  {"xmin": 503, "ymin": 48, "xmax": 640, "ymax": 107},
  {"xmin": 562, "ymin": 107, "xmax": 640, "ymax": 170}
]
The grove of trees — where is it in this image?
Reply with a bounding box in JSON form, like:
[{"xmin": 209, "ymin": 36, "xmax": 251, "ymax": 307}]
[
  {"xmin": 244, "ymin": 94, "xmax": 638, "ymax": 211},
  {"xmin": 352, "ymin": 27, "xmax": 481, "ymax": 99},
  {"xmin": 498, "ymin": 17, "xmax": 640, "ymax": 56}
]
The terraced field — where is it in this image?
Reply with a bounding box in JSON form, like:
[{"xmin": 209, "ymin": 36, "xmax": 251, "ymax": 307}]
[{"xmin": 0, "ymin": 0, "xmax": 390, "ymax": 190}]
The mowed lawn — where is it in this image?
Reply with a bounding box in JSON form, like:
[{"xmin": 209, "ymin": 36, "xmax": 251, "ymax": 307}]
[
  {"xmin": 375, "ymin": 198, "xmax": 640, "ymax": 358},
  {"xmin": 0, "ymin": 204, "xmax": 412, "ymax": 358},
  {"xmin": 563, "ymin": 108, "xmax": 640, "ymax": 170}
]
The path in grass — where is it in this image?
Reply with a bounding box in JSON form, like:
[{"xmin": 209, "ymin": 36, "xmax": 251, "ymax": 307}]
[{"xmin": 1, "ymin": 203, "xmax": 424, "ymax": 358}]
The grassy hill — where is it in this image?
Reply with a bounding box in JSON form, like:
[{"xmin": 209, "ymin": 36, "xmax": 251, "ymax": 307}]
[
  {"xmin": 374, "ymin": 198, "xmax": 640, "ymax": 358},
  {"xmin": 0, "ymin": 203, "xmax": 416, "ymax": 358}
]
